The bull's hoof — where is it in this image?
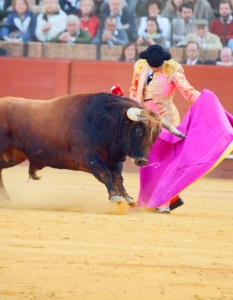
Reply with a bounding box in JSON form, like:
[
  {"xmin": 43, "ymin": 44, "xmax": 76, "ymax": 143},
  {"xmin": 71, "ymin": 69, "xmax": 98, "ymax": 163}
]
[
  {"xmin": 110, "ymin": 195, "xmax": 122, "ymax": 203},
  {"xmin": 124, "ymin": 196, "xmax": 136, "ymax": 207}
]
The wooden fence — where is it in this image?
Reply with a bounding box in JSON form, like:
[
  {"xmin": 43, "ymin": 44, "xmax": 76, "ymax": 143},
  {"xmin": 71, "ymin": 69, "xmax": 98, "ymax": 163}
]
[{"xmin": 0, "ymin": 41, "xmax": 220, "ymax": 62}]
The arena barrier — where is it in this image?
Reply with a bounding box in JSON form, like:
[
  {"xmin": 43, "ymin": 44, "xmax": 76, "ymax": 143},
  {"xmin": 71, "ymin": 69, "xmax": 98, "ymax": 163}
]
[
  {"xmin": 0, "ymin": 56, "xmax": 232, "ymax": 177},
  {"xmin": 0, "ymin": 41, "xmax": 220, "ymax": 62}
]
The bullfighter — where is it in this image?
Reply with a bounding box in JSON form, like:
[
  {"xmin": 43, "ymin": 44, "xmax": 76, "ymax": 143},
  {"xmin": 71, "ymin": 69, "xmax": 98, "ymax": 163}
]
[{"xmin": 130, "ymin": 44, "xmax": 201, "ymax": 213}]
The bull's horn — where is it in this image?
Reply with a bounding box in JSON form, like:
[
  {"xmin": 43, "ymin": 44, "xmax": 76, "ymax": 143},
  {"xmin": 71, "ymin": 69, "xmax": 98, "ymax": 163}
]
[
  {"xmin": 127, "ymin": 108, "xmax": 148, "ymax": 121},
  {"xmin": 162, "ymin": 118, "xmax": 186, "ymax": 138}
]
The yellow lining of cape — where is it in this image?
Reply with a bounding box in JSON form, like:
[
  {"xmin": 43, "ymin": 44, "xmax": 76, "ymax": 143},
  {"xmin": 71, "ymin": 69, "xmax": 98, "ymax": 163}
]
[{"xmin": 146, "ymin": 141, "xmax": 233, "ymax": 211}]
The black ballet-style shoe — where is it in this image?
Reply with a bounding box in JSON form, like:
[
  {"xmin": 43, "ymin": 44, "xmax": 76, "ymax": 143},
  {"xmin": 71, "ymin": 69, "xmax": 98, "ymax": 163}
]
[{"xmin": 169, "ymin": 198, "xmax": 184, "ymax": 211}]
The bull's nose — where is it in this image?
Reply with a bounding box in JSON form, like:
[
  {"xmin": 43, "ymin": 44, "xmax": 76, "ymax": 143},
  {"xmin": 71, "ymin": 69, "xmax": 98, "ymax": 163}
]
[{"xmin": 134, "ymin": 158, "xmax": 148, "ymax": 166}]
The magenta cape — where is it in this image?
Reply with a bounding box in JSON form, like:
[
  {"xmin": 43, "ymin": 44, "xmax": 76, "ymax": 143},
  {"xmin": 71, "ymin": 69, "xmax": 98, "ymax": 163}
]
[{"xmin": 138, "ymin": 89, "xmax": 233, "ymax": 209}]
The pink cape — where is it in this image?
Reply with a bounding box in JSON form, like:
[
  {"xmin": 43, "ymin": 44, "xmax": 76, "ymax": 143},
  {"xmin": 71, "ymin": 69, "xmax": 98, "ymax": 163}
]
[{"xmin": 138, "ymin": 90, "xmax": 233, "ymax": 209}]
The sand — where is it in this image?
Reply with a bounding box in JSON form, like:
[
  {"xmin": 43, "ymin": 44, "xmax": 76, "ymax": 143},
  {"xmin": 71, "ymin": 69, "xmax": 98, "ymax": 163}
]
[{"xmin": 0, "ymin": 164, "xmax": 232, "ymax": 300}]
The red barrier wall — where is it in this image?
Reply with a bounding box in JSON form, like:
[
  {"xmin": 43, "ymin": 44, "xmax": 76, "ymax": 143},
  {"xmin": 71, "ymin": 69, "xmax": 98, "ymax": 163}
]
[
  {"xmin": 0, "ymin": 57, "xmax": 70, "ymax": 99},
  {"xmin": 69, "ymin": 60, "xmax": 133, "ymax": 95},
  {"xmin": 1, "ymin": 57, "xmax": 232, "ymax": 118}
]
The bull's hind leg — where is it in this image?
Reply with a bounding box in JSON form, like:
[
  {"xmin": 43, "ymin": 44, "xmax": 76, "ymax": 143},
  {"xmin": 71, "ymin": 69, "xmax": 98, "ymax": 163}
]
[
  {"xmin": 0, "ymin": 169, "xmax": 10, "ymax": 200},
  {"xmin": 110, "ymin": 162, "xmax": 136, "ymax": 207},
  {"xmin": 87, "ymin": 155, "xmax": 122, "ymax": 203},
  {"xmin": 0, "ymin": 149, "xmax": 27, "ymax": 201}
]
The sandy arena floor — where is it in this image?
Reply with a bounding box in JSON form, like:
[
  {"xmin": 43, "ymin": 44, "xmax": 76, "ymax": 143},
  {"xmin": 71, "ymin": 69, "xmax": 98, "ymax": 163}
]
[{"xmin": 0, "ymin": 164, "xmax": 232, "ymax": 300}]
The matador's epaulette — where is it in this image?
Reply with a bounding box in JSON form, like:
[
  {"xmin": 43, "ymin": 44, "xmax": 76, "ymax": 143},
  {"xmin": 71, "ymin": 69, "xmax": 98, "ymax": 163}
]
[
  {"xmin": 163, "ymin": 59, "xmax": 183, "ymax": 77},
  {"xmin": 134, "ymin": 59, "xmax": 148, "ymax": 73}
]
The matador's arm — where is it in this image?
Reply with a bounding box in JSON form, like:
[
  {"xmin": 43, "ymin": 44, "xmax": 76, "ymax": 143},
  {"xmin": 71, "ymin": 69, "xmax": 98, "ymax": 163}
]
[{"xmin": 171, "ymin": 69, "xmax": 201, "ymax": 103}]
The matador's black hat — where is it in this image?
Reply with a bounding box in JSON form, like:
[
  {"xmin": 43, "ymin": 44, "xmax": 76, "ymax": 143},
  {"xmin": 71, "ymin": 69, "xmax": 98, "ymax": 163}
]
[{"xmin": 139, "ymin": 44, "xmax": 171, "ymax": 68}]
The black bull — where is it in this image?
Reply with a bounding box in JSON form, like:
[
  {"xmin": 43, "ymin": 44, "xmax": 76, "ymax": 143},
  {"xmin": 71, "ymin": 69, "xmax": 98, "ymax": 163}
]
[{"xmin": 0, "ymin": 92, "xmax": 184, "ymax": 205}]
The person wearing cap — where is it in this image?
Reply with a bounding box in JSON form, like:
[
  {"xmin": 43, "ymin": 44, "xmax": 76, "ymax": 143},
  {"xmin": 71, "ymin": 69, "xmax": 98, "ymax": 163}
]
[
  {"xmin": 130, "ymin": 44, "xmax": 201, "ymax": 213},
  {"xmin": 177, "ymin": 19, "xmax": 223, "ymax": 50}
]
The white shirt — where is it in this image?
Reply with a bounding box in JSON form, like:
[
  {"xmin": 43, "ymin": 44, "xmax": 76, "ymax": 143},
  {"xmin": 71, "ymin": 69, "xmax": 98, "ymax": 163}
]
[
  {"xmin": 145, "ymin": 67, "xmax": 153, "ymax": 85},
  {"xmin": 186, "ymin": 58, "xmax": 198, "ymax": 65}
]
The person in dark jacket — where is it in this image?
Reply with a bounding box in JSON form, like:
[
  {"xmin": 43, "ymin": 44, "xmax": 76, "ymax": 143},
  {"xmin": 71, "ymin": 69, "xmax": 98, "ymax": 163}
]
[
  {"xmin": 100, "ymin": 0, "xmax": 136, "ymax": 41},
  {"xmin": 181, "ymin": 41, "xmax": 203, "ymax": 65},
  {"xmin": 92, "ymin": 15, "xmax": 129, "ymax": 45}
]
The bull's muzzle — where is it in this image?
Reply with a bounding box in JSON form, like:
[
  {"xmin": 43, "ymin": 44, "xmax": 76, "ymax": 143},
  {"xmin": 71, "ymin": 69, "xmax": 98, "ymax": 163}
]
[{"xmin": 132, "ymin": 157, "xmax": 148, "ymax": 167}]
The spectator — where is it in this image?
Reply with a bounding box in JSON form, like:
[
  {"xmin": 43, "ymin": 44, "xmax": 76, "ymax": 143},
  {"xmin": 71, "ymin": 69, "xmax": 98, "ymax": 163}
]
[
  {"xmin": 1, "ymin": 0, "xmax": 36, "ymax": 42},
  {"xmin": 49, "ymin": 14, "xmax": 91, "ymax": 42},
  {"xmin": 210, "ymin": 0, "xmax": 233, "ymax": 49},
  {"xmin": 177, "ymin": 19, "xmax": 223, "ymax": 50},
  {"xmin": 119, "ymin": 42, "xmax": 139, "ymax": 61},
  {"xmin": 0, "ymin": 0, "xmax": 12, "ymax": 22},
  {"xmin": 92, "ymin": 15, "xmax": 129, "ymax": 44},
  {"xmin": 168, "ymin": 3, "xmax": 195, "ymax": 45},
  {"xmin": 59, "ymin": 0, "xmax": 80, "ymax": 15},
  {"xmin": 216, "ymin": 46, "xmax": 233, "ymax": 64},
  {"xmin": 161, "ymin": 0, "xmax": 185, "ymax": 19},
  {"xmin": 188, "ymin": 0, "xmax": 215, "ymax": 23},
  {"xmin": 181, "ymin": 41, "xmax": 203, "ymax": 64},
  {"xmin": 100, "ymin": 0, "xmax": 137, "ymax": 15},
  {"xmin": 77, "ymin": 0, "xmax": 100, "ymax": 38},
  {"xmin": 136, "ymin": 16, "xmax": 166, "ymax": 47},
  {"xmin": 137, "ymin": 0, "xmax": 169, "ymax": 41},
  {"xmin": 204, "ymin": 46, "xmax": 233, "ymax": 64},
  {"xmin": 35, "ymin": 0, "xmax": 67, "ymax": 42},
  {"xmin": 101, "ymin": 0, "xmax": 136, "ymax": 41}
]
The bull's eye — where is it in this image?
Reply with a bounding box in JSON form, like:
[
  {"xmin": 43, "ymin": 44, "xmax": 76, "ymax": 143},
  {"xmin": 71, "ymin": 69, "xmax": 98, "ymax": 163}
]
[{"xmin": 136, "ymin": 128, "xmax": 142, "ymax": 136}]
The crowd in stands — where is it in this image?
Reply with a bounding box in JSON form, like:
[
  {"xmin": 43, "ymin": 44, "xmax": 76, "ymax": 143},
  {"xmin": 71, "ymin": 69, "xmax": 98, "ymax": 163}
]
[{"xmin": 0, "ymin": 0, "xmax": 233, "ymax": 65}]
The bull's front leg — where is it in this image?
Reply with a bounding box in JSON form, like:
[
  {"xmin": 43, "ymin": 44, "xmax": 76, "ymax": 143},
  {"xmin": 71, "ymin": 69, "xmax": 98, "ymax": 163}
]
[
  {"xmin": 87, "ymin": 155, "xmax": 122, "ymax": 203},
  {"xmin": 110, "ymin": 162, "xmax": 136, "ymax": 207}
]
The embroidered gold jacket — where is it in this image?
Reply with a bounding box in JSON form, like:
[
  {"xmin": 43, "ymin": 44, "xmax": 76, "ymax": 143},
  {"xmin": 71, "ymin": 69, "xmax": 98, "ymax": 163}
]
[{"xmin": 129, "ymin": 59, "xmax": 200, "ymax": 105}]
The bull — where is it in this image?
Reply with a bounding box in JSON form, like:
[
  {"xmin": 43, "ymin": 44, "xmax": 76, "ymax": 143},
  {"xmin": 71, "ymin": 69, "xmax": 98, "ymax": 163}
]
[{"xmin": 0, "ymin": 92, "xmax": 184, "ymax": 205}]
